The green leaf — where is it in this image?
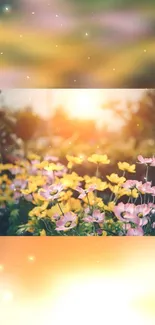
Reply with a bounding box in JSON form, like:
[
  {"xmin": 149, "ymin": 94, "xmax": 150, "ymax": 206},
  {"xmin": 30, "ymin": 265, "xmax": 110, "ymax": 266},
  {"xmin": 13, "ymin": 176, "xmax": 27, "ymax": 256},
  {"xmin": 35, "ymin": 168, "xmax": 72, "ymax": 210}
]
[{"xmin": 10, "ymin": 209, "xmax": 19, "ymax": 219}]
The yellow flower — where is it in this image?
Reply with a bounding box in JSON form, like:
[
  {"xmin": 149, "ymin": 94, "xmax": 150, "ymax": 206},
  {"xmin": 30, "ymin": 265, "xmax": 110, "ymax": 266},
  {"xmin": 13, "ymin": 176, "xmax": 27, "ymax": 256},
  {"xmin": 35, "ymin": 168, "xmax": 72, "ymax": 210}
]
[
  {"xmin": 82, "ymin": 192, "xmax": 104, "ymax": 208},
  {"xmin": 44, "ymin": 163, "xmax": 64, "ymax": 171},
  {"xmin": 35, "ymin": 160, "xmax": 49, "ymax": 169},
  {"xmin": 84, "ymin": 176, "xmax": 108, "ymax": 191},
  {"xmin": 40, "ymin": 229, "xmax": 46, "ymax": 236},
  {"xmin": 21, "ymin": 182, "xmax": 38, "ymax": 195},
  {"xmin": 16, "ymin": 174, "xmax": 28, "ymax": 180},
  {"xmin": 60, "ymin": 172, "xmax": 83, "ymax": 189},
  {"xmin": 27, "ymin": 153, "xmax": 41, "ymax": 161},
  {"xmin": 131, "ymin": 188, "xmax": 139, "ymax": 198},
  {"xmin": 68, "ymin": 198, "xmax": 82, "ymax": 211},
  {"xmin": 118, "ymin": 162, "xmax": 136, "ymax": 173},
  {"xmin": 0, "ymin": 174, "xmax": 11, "ymax": 185},
  {"xmin": 59, "ymin": 190, "xmax": 73, "ymax": 201},
  {"xmin": 0, "ymin": 163, "xmax": 14, "ymax": 170},
  {"xmin": 0, "ymin": 195, "xmax": 12, "ymax": 202},
  {"xmin": 28, "ymin": 176, "xmax": 46, "ymax": 187},
  {"xmin": 15, "ymin": 160, "xmax": 30, "ymax": 168},
  {"xmin": 102, "ymin": 231, "xmax": 107, "ymax": 236},
  {"xmin": 29, "ymin": 202, "xmax": 48, "ymax": 218},
  {"xmin": 103, "ymin": 201, "xmax": 115, "ymax": 212},
  {"xmin": 118, "ymin": 188, "xmax": 131, "ymax": 198},
  {"xmin": 108, "ymin": 184, "xmax": 120, "ymax": 195},
  {"xmin": 47, "ymin": 203, "xmax": 70, "ymax": 218},
  {"xmin": 66, "ymin": 155, "xmax": 84, "ymax": 169},
  {"xmin": 108, "ymin": 184, "xmax": 130, "ymax": 198},
  {"xmin": 26, "ymin": 220, "xmax": 37, "ymax": 233},
  {"xmin": 106, "ymin": 173, "xmax": 126, "ymax": 184},
  {"xmin": 88, "ymin": 154, "xmax": 110, "ymax": 164},
  {"xmin": 32, "ymin": 192, "xmax": 48, "ymax": 204}
]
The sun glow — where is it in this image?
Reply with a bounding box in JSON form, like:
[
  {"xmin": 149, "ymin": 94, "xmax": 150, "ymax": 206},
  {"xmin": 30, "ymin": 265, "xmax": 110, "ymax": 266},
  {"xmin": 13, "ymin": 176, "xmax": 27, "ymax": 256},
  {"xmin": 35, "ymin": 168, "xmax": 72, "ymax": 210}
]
[
  {"xmin": 63, "ymin": 90, "xmax": 104, "ymax": 120},
  {"xmin": 44, "ymin": 274, "xmax": 150, "ymax": 325}
]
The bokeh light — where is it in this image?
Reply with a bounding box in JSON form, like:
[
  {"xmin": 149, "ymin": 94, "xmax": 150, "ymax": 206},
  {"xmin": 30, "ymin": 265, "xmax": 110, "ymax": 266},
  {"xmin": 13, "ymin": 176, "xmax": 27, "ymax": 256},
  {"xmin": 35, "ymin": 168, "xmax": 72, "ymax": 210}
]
[{"xmin": 0, "ymin": 0, "xmax": 155, "ymax": 87}]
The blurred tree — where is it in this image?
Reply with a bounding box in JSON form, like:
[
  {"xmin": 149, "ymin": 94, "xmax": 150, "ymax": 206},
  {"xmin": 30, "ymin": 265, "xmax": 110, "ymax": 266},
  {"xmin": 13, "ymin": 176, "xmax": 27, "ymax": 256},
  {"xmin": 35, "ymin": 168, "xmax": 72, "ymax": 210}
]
[
  {"xmin": 51, "ymin": 106, "xmax": 69, "ymax": 136},
  {"xmin": 0, "ymin": 90, "xmax": 18, "ymax": 163},
  {"xmin": 103, "ymin": 89, "xmax": 155, "ymax": 152},
  {"xmin": 122, "ymin": 90, "xmax": 155, "ymax": 149},
  {"xmin": 51, "ymin": 106, "xmax": 100, "ymax": 142},
  {"xmin": 15, "ymin": 107, "xmax": 40, "ymax": 157},
  {"xmin": 0, "ymin": 109, "xmax": 18, "ymax": 163}
]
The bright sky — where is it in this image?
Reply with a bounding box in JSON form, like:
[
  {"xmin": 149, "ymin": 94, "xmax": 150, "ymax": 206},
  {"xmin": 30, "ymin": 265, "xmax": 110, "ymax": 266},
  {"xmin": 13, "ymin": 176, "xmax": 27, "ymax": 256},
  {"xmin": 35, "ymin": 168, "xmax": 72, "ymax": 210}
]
[
  {"xmin": 2, "ymin": 89, "xmax": 145, "ymax": 129},
  {"xmin": 0, "ymin": 237, "xmax": 155, "ymax": 325}
]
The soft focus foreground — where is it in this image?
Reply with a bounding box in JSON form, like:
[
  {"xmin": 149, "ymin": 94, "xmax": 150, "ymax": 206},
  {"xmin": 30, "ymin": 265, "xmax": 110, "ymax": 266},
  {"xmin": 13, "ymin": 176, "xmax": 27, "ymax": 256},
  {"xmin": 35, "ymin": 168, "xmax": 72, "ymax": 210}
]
[
  {"xmin": 1, "ymin": 89, "xmax": 155, "ymax": 236},
  {"xmin": 1, "ymin": 237, "xmax": 155, "ymax": 324},
  {"xmin": 0, "ymin": 0, "xmax": 155, "ymax": 87},
  {"xmin": 1, "ymin": 152, "xmax": 155, "ymax": 236}
]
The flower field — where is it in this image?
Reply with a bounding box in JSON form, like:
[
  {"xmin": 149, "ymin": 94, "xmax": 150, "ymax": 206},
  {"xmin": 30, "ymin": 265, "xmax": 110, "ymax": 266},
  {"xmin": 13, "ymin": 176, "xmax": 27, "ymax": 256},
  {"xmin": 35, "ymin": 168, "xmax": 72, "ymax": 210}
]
[{"xmin": 1, "ymin": 152, "xmax": 155, "ymax": 236}]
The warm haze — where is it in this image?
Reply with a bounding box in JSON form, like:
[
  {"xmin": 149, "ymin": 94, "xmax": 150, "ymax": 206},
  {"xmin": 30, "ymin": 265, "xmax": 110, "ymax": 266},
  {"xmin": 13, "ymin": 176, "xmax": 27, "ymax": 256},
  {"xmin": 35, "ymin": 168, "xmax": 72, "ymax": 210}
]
[
  {"xmin": 1, "ymin": 89, "xmax": 145, "ymax": 129},
  {"xmin": 0, "ymin": 237, "xmax": 155, "ymax": 325}
]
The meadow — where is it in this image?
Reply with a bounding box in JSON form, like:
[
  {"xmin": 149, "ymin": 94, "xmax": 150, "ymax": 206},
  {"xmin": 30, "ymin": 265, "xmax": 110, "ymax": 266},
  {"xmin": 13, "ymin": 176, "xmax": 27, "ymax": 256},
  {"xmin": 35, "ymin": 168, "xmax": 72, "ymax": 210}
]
[{"xmin": 1, "ymin": 89, "xmax": 155, "ymax": 236}]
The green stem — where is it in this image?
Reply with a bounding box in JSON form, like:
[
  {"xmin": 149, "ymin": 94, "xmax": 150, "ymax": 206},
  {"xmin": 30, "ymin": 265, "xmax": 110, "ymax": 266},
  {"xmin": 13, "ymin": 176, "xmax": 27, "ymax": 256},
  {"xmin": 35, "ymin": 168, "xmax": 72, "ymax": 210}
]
[
  {"xmin": 102, "ymin": 228, "xmax": 119, "ymax": 236},
  {"xmin": 144, "ymin": 165, "xmax": 149, "ymax": 204},
  {"xmin": 86, "ymin": 192, "xmax": 91, "ymax": 209},
  {"xmin": 58, "ymin": 202, "xmax": 64, "ymax": 216},
  {"xmin": 96, "ymin": 163, "xmax": 100, "ymax": 178}
]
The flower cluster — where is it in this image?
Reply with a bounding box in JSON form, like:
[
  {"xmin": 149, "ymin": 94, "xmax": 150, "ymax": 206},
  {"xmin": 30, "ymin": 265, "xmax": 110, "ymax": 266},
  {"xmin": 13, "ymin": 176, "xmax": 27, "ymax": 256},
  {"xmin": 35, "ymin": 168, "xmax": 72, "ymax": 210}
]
[{"xmin": 1, "ymin": 153, "xmax": 155, "ymax": 236}]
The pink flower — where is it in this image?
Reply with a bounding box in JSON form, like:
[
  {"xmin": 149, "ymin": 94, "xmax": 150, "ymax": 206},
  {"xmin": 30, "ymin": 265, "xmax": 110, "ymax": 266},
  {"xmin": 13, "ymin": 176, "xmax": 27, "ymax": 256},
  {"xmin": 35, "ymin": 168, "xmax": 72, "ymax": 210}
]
[
  {"xmin": 114, "ymin": 202, "xmax": 150, "ymax": 225},
  {"xmin": 76, "ymin": 185, "xmax": 96, "ymax": 199},
  {"xmin": 54, "ymin": 164, "xmax": 67, "ymax": 178},
  {"xmin": 10, "ymin": 179, "xmax": 27, "ymax": 191},
  {"xmin": 135, "ymin": 204, "xmax": 151, "ymax": 218},
  {"xmin": 114, "ymin": 203, "xmax": 137, "ymax": 223},
  {"xmin": 150, "ymin": 186, "xmax": 155, "ymax": 196},
  {"xmin": 150, "ymin": 158, "xmax": 155, "ymax": 167},
  {"xmin": 28, "ymin": 165, "xmax": 38, "ymax": 175},
  {"xmin": 39, "ymin": 184, "xmax": 64, "ymax": 201},
  {"xmin": 55, "ymin": 212, "xmax": 77, "ymax": 231},
  {"xmin": 127, "ymin": 226, "xmax": 144, "ymax": 236},
  {"xmin": 10, "ymin": 167, "xmax": 23, "ymax": 175},
  {"xmin": 152, "ymin": 222, "xmax": 155, "ymax": 229},
  {"xmin": 137, "ymin": 155, "xmax": 153, "ymax": 165},
  {"xmin": 52, "ymin": 214, "xmax": 61, "ymax": 221},
  {"xmin": 42, "ymin": 169, "xmax": 54, "ymax": 181},
  {"xmin": 24, "ymin": 194, "xmax": 33, "ymax": 202},
  {"xmin": 137, "ymin": 182, "xmax": 152, "ymax": 194},
  {"xmin": 123, "ymin": 180, "xmax": 140, "ymax": 189},
  {"xmin": 139, "ymin": 216, "xmax": 149, "ymax": 227},
  {"xmin": 31, "ymin": 160, "xmax": 40, "ymax": 165},
  {"xmin": 13, "ymin": 191, "xmax": 22, "ymax": 202},
  {"xmin": 148, "ymin": 202, "xmax": 155, "ymax": 209},
  {"xmin": 83, "ymin": 210, "xmax": 105, "ymax": 223}
]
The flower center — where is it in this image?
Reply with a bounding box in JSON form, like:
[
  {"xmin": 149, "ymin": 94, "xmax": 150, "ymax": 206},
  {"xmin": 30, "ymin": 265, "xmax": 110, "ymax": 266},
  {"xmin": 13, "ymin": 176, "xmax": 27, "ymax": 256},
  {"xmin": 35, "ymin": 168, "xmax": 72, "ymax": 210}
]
[
  {"xmin": 65, "ymin": 221, "xmax": 72, "ymax": 227},
  {"xmin": 50, "ymin": 190, "xmax": 58, "ymax": 196}
]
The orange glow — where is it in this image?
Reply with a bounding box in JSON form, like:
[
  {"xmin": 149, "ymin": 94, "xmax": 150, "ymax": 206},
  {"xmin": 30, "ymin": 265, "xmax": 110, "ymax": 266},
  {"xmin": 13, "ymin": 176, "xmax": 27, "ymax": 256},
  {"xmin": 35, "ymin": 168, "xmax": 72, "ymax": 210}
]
[
  {"xmin": 64, "ymin": 89, "xmax": 103, "ymax": 120},
  {"xmin": 0, "ymin": 237, "xmax": 155, "ymax": 324}
]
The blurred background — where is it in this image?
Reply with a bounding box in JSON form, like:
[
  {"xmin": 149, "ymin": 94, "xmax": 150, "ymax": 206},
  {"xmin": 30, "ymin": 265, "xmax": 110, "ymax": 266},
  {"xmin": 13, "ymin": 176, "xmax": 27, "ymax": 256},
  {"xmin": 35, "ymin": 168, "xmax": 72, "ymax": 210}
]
[
  {"xmin": 0, "ymin": 88, "xmax": 155, "ymax": 168},
  {"xmin": 1, "ymin": 88, "xmax": 155, "ymax": 235},
  {"xmin": 0, "ymin": 0, "xmax": 155, "ymax": 87}
]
